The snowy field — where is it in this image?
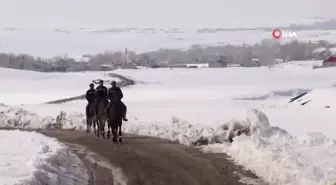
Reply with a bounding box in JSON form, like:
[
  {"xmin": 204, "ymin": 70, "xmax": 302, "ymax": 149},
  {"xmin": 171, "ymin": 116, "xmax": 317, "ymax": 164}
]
[
  {"xmin": 1, "ymin": 29, "xmax": 336, "ymax": 58},
  {"xmin": 1, "ymin": 62, "xmax": 336, "ymax": 184},
  {"xmin": 0, "ymin": 68, "xmax": 118, "ymax": 105}
]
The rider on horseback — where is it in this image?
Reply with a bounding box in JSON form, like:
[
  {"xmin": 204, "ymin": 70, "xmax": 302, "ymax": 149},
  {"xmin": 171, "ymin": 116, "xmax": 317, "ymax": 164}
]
[
  {"xmin": 86, "ymin": 83, "xmax": 96, "ymax": 115},
  {"xmin": 109, "ymin": 81, "xmax": 123, "ymax": 100},
  {"xmin": 108, "ymin": 81, "xmax": 128, "ymax": 121},
  {"xmin": 95, "ymin": 80, "xmax": 109, "ymax": 112}
]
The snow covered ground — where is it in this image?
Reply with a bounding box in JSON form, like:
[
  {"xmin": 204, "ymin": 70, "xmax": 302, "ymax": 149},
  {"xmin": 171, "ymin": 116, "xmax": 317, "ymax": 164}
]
[
  {"xmin": 1, "ymin": 64, "xmax": 336, "ymax": 184},
  {"xmin": 0, "ymin": 130, "xmax": 63, "ymax": 185},
  {"xmin": 0, "ymin": 68, "xmax": 118, "ymax": 105},
  {"xmin": 270, "ymin": 60, "xmax": 324, "ymax": 69}
]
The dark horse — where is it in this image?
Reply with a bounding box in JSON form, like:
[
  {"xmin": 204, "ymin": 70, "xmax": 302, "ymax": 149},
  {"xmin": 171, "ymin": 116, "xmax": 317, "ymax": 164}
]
[
  {"xmin": 107, "ymin": 99, "xmax": 127, "ymax": 144},
  {"xmin": 85, "ymin": 101, "xmax": 97, "ymax": 133},
  {"xmin": 96, "ymin": 100, "xmax": 108, "ymax": 138}
]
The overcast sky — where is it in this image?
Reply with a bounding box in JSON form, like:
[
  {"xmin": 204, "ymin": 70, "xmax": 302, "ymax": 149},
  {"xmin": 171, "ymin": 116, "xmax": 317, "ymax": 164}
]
[{"xmin": 1, "ymin": 0, "xmax": 336, "ymax": 29}]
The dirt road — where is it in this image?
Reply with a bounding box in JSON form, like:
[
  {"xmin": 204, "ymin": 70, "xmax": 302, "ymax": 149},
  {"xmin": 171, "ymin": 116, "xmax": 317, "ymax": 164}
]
[{"xmin": 38, "ymin": 130, "xmax": 266, "ymax": 185}]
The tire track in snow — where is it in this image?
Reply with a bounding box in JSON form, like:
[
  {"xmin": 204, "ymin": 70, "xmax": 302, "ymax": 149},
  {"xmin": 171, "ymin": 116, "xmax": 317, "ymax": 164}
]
[{"xmin": 68, "ymin": 143, "xmax": 128, "ymax": 185}]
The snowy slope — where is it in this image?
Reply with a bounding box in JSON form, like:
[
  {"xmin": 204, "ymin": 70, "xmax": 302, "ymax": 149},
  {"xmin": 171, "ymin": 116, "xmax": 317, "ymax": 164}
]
[
  {"xmin": 271, "ymin": 60, "xmax": 324, "ymax": 69},
  {"xmin": 114, "ymin": 67, "xmax": 336, "ymax": 101},
  {"xmin": 0, "ymin": 68, "xmax": 118, "ymax": 105},
  {"xmin": 2, "ymin": 66, "xmax": 336, "ymax": 184}
]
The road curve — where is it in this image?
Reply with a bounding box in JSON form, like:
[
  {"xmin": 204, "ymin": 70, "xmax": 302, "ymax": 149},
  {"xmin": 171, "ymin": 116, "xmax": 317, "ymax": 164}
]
[{"xmin": 46, "ymin": 73, "xmax": 135, "ymax": 104}]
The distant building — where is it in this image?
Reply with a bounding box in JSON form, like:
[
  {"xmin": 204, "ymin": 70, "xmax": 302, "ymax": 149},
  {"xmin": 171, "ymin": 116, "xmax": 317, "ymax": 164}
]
[
  {"xmin": 186, "ymin": 63, "xmax": 209, "ymax": 68},
  {"xmin": 209, "ymin": 59, "xmax": 259, "ymax": 68},
  {"xmin": 209, "ymin": 60, "xmax": 225, "ymax": 68},
  {"xmin": 120, "ymin": 47, "xmax": 138, "ymax": 69},
  {"xmin": 119, "ymin": 63, "xmax": 137, "ymax": 69},
  {"xmin": 273, "ymin": 58, "xmax": 285, "ymax": 64},
  {"xmin": 227, "ymin": 63, "xmax": 242, "ymax": 67},
  {"xmin": 323, "ymin": 56, "xmax": 336, "ymax": 67},
  {"xmin": 100, "ymin": 64, "xmax": 115, "ymax": 71},
  {"xmin": 239, "ymin": 60, "xmax": 261, "ymax": 67},
  {"xmin": 68, "ymin": 62, "xmax": 89, "ymax": 72}
]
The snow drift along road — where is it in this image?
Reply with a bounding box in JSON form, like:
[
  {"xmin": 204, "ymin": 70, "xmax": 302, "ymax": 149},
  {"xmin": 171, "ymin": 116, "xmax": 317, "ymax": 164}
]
[
  {"xmin": 1, "ymin": 103, "xmax": 336, "ymax": 185},
  {"xmin": 0, "ymin": 130, "xmax": 90, "ymax": 185}
]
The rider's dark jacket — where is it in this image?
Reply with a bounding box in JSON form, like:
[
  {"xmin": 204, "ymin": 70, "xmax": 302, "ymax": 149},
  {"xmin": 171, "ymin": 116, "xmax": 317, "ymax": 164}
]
[
  {"xmin": 108, "ymin": 86, "xmax": 123, "ymax": 100},
  {"xmin": 86, "ymin": 88, "xmax": 96, "ymax": 102},
  {"xmin": 95, "ymin": 85, "xmax": 108, "ymax": 100}
]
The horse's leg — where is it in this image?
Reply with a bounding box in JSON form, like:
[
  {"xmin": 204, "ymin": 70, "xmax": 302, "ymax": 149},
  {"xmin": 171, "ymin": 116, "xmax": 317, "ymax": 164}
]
[
  {"xmin": 93, "ymin": 120, "xmax": 96, "ymax": 134},
  {"xmin": 118, "ymin": 122, "xmax": 123, "ymax": 144},
  {"xmin": 112, "ymin": 122, "xmax": 117, "ymax": 144},
  {"xmin": 86, "ymin": 117, "xmax": 90, "ymax": 133},
  {"xmin": 101, "ymin": 120, "xmax": 106, "ymax": 139},
  {"xmin": 107, "ymin": 120, "xmax": 111, "ymax": 139},
  {"xmin": 97, "ymin": 119, "xmax": 101, "ymax": 137},
  {"xmin": 122, "ymin": 103, "xmax": 128, "ymax": 121}
]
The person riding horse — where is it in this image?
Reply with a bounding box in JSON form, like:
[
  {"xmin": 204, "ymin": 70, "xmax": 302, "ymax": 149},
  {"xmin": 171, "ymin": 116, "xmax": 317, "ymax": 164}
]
[
  {"xmin": 95, "ymin": 80, "xmax": 109, "ymax": 112},
  {"xmin": 109, "ymin": 81, "xmax": 123, "ymax": 100},
  {"xmin": 108, "ymin": 81, "xmax": 128, "ymax": 121},
  {"xmin": 85, "ymin": 83, "xmax": 97, "ymax": 132},
  {"xmin": 85, "ymin": 83, "xmax": 96, "ymax": 114}
]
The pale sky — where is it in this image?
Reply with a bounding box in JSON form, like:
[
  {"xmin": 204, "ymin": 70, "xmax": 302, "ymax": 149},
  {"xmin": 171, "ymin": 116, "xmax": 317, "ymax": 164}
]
[{"xmin": 0, "ymin": 0, "xmax": 336, "ymax": 29}]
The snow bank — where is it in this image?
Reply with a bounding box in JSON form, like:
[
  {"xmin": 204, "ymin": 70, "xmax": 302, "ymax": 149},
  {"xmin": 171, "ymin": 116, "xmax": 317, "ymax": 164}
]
[
  {"xmin": 0, "ymin": 130, "xmax": 62, "ymax": 185},
  {"xmin": 0, "ymin": 105, "xmax": 85, "ymax": 129},
  {"xmin": 219, "ymin": 131, "xmax": 336, "ymax": 185},
  {"xmin": 2, "ymin": 103, "xmax": 336, "ymax": 185},
  {"xmin": 0, "ymin": 68, "xmax": 118, "ymax": 105},
  {"xmin": 202, "ymin": 109, "xmax": 336, "ymax": 185}
]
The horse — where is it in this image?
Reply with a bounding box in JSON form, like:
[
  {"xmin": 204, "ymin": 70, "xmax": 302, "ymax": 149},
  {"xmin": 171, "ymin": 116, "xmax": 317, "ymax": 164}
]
[
  {"xmin": 85, "ymin": 100, "xmax": 97, "ymax": 133},
  {"xmin": 106, "ymin": 98, "xmax": 127, "ymax": 144},
  {"xmin": 96, "ymin": 99, "xmax": 109, "ymax": 138}
]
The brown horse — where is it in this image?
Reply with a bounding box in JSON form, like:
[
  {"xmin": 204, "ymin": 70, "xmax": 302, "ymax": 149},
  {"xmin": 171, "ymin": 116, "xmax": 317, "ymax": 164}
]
[
  {"xmin": 96, "ymin": 99, "xmax": 108, "ymax": 138},
  {"xmin": 85, "ymin": 101, "xmax": 97, "ymax": 133},
  {"xmin": 107, "ymin": 100, "xmax": 127, "ymax": 144}
]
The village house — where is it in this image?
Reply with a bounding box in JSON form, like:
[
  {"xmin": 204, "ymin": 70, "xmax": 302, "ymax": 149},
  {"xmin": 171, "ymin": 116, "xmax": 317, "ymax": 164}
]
[
  {"xmin": 322, "ymin": 56, "xmax": 336, "ymax": 67},
  {"xmin": 208, "ymin": 57, "xmax": 260, "ymax": 68}
]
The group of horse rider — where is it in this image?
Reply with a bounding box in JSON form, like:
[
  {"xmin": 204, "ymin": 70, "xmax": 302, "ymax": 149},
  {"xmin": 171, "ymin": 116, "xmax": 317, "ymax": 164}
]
[{"xmin": 85, "ymin": 80, "xmax": 127, "ymax": 121}]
